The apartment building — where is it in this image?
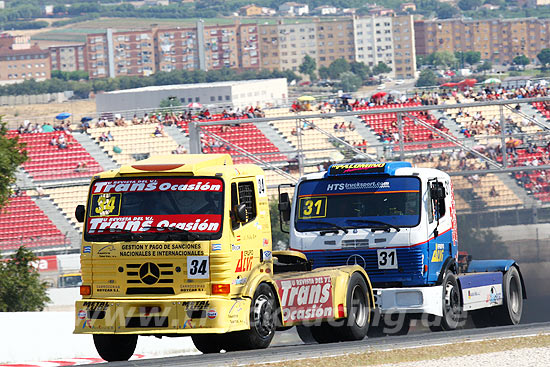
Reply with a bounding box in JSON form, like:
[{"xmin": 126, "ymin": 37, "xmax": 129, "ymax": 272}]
[
  {"xmin": 277, "ymin": 22, "xmax": 318, "ymax": 72},
  {"xmin": 86, "ymin": 29, "xmax": 156, "ymax": 79},
  {"xmin": 237, "ymin": 23, "xmax": 260, "ymax": 69},
  {"xmin": 0, "ymin": 34, "xmax": 50, "ymax": 85},
  {"xmin": 392, "ymin": 15, "xmax": 416, "ymax": 79},
  {"xmin": 316, "ymin": 18, "xmax": 355, "ymax": 68},
  {"xmin": 259, "ymin": 23, "xmax": 281, "ymax": 70},
  {"xmin": 155, "ymin": 27, "xmax": 199, "ymax": 73},
  {"xmin": 258, "ymin": 16, "xmax": 416, "ymax": 78},
  {"xmin": 49, "ymin": 44, "xmax": 87, "ymax": 72},
  {"xmin": 414, "ymin": 18, "xmax": 550, "ymax": 65}
]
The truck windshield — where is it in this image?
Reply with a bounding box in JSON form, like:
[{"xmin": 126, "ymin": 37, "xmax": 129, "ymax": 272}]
[
  {"xmin": 295, "ymin": 176, "xmax": 420, "ymax": 232},
  {"xmin": 83, "ymin": 177, "xmax": 223, "ymax": 241}
]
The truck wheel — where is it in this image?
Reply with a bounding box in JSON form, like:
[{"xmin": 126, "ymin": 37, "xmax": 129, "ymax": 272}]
[
  {"xmin": 296, "ymin": 325, "xmax": 317, "ymax": 344},
  {"xmin": 93, "ymin": 334, "xmax": 137, "ymax": 362},
  {"xmin": 338, "ymin": 273, "xmax": 371, "ymax": 341},
  {"xmin": 429, "ymin": 271, "xmax": 464, "ymax": 331},
  {"xmin": 230, "ymin": 283, "xmax": 277, "ymax": 350},
  {"xmin": 494, "ymin": 266, "xmax": 523, "ymax": 325},
  {"xmin": 191, "ymin": 334, "xmax": 224, "ymax": 354},
  {"xmin": 310, "ymin": 323, "xmax": 339, "ymax": 343}
]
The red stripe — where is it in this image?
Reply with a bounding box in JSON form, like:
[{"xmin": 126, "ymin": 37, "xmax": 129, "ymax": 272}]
[{"xmin": 298, "ymin": 190, "xmax": 419, "ymax": 198}]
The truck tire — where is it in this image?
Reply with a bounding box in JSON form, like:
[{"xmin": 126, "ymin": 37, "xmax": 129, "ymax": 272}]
[
  {"xmin": 296, "ymin": 325, "xmax": 317, "ymax": 344},
  {"xmin": 191, "ymin": 334, "xmax": 225, "ymax": 354},
  {"xmin": 93, "ymin": 334, "xmax": 137, "ymax": 362},
  {"xmin": 494, "ymin": 266, "xmax": 523, "ymax": 325},
  {"xmin": 338, "ymin": 272, "xmax": 371, "ymax": 341},
  {"xmin": 429, "ymin": 271, "xmax": 464, "ymax": 331},
  {"xmin": 229, "ymin": 283, "xmax": 277, "ymax": 350}
]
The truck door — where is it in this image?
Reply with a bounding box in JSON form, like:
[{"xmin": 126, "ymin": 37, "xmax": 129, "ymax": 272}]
[
  {"xmin": 230, "ymin": 180, "xmax": 261, "ymax": 287},
  {"xmin": 426, "ymin": 179, "xmax": 451, "ymax": 282}
]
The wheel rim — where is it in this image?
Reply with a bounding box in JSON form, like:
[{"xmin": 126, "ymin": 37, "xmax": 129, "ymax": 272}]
[
  {"xmin": 351, "ymin": 284, "xmax": 368, "ymax": 327},
  {"xmin": 445, "ymin": 282, "xmax": 460, "ymax": 322},
  {"xmin": 509, "ymin": 276, "xmax": 520, "ymax": 314},
  {"xmin": 253, "ymin": 294, "xmax": 274, "ymax": 338}
]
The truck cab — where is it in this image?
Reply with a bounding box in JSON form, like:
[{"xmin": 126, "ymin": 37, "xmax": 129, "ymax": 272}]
[
  {"xmin": 285, "ymin": 161, "xmax": 524, "ymax": 332},
  {"xmin": 288, "ymin": 162, "xmax": 457, "ymax": 287},
  {"xmin": 74, "ymin": 154, "xmax": 375, "ymax": 361}
]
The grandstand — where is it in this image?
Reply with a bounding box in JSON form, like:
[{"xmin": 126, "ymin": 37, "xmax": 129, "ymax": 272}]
[{"xmin": 5, "ymin": 95, "xmax": 550, "ymax": 255}]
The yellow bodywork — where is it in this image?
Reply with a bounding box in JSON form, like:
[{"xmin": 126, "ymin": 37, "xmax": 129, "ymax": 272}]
[{"xmin": 74, "ymin": 154, "xmax": 373, "ymax": 335}]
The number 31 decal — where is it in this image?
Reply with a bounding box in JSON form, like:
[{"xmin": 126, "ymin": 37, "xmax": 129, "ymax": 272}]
[{"xmin": 377, "ymin": 249, "xmax": 398, "ymax": 270}]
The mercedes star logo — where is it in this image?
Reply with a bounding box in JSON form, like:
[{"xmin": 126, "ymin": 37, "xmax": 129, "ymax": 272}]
[
  {"xmin": 346, "ymin": 254, "xmax": 367, "ymax": 269},
  {"xmin": 139, "ymin": 262, "xmax": 160, "ymax": 285}
]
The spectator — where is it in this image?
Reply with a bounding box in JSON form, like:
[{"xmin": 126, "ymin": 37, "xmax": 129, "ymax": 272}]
[
  {"xmin": 57, "ymin": 134, "xmax": 67, "ymax": 149},
  {"xmin": 172, "ymin": 145, "xmax": 187, "ymax": 154},
  {"xmin": 489, "ymin": 186, "xmax": 499, "ymax": 197},
  {"xmin": 74, "ymin": 161, "xmax": 88, "ymax": 173}
]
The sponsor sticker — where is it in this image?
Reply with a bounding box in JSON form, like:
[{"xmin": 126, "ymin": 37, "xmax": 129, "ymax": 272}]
[
  {"xmin": 231, "ymin": 244, "xmax": 241, "ymax": 252},
  {"xmin": 207, "ymin": 309, "xmax": 217, "ymax": 319},
  {"xmin": 211, "ymin": 243, "xmax": 222, "ymax": 251},
  {"xmin": 78, "ymin": 310, "xmax": 87, "ymax": 320},
  {"xmin": 264, "ymin": 250, "xmax": 272, "ymax": 261},
  {"xmin": 275, "ymin": 276, "xmax": 333, "ymax": 322},
  {"xmin": 83, "ymin": 246, "xmax": 91, "ymax": 253},
  {"xmin": 91, "ymin": 178, "xmax": 223, "ymax": 194}
]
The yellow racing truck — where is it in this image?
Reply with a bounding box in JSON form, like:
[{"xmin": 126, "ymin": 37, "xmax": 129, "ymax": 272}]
[{"xmin": 74, "ymin": 154, "xmax": 374, "ymax": 361}]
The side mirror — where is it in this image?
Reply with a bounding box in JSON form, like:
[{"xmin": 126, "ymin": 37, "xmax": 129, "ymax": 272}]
[
  {"xmin": 430, "ymin": 185, "xmax": 446, "ymax": 200},
  {"xmin": 75, "ymin": 204, "xmax": 85, "ymax": 223},
  {"xmin": 233, "ymin": 203, "xmax": 247, "ymax": 223},
  {"xmin": 278, "ymin": 192, "xmax": 291, "ymax": 222}
]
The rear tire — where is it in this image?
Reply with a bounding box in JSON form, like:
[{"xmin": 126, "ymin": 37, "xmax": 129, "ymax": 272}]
[
  {"xmin": 338, "ymin": 273, "xmax": 371, "ymax": 341},
  {"xmin": 296, "ymin": 325, "xmax": 316, "ymax": 344},
  {"xmin": 494, "ymin": 266, "xmax": 523, "ymax": 325},
  {"xmin": 93, "ymin": 334, "xmax": 137, "ymax": 362}
]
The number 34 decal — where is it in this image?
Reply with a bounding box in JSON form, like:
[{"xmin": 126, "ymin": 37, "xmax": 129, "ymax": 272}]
[
  {"xmin": 187, "ymin": 256, "xmax": 209, "ymax": 279},
  {"xmin": 377, "ymin": 249, "xmax": 398, "ymax": 269}
]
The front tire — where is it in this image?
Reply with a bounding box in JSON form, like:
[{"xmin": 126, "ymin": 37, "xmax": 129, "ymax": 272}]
[
  {"xmin": 429, "ymin": 271, "xmax": 464, "ymax": 331},
  {"xmin": 93, "ymin": 334, "xmax": 137, "ymax": 362},
  {"xmin": 191, "ymin": 334, "xmax": 225, "ymax": 354},
  {"xmin": 229, "ymin": 283, "xmax": 277, "ymax": 350}
]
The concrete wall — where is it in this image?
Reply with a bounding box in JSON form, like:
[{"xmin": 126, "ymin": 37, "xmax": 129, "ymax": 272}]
[{"xmin": 0, "ymin": 92, "xmax": 71, "ymax": 106}]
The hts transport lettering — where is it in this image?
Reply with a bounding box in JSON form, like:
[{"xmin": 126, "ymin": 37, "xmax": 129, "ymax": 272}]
[{"xmin": 84, "ymin": 177, "xmax": 224, "ymax": 241}]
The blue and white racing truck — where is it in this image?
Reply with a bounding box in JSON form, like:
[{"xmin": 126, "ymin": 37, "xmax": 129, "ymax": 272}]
[{"xmin": 279, "ymin": 161, "xmax": 525, "ymax": 337}]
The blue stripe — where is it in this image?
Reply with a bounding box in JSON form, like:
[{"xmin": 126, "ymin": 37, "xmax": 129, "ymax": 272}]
[{"xmin": 458, "ymin": 272, "xmax": 503, "ymax": 289}]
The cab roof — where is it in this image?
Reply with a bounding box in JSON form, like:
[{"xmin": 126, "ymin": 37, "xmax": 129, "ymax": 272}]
[{"xmin": 94, "ymin": 154, "xmax": 264, "ymax": 180}]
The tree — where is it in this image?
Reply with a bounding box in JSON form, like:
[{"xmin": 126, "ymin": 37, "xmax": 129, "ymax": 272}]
[
  {"xmin": 432, "ymin": 51, "xmax": 457, "ymax": 68},
  {"xmin": 513, "ymin": 55, "xmax": 530, "ymax": 67},
  {"xmin": 477, "ymin": 60, "xmax": 492, "ymax": 73},
  {"xmin": 350, "ymin": 61, "xmax": 371, "ymax": 81},
  {"xmin": 458, "ymin": 0, "xmax": 478, "ymax": 11},
  {"xmin": 416, "ymin": 69, "xmax": 438, "ymax": 87},
  {"xmin": 0, "ymin": 120, "xmax": 27, "ymax": 209},
  {"xmin": 464, "ymin": 51, "xmax": 481, "ymax": 66},
  {"xmin": 372, "ymin": 61, "xmax": 391, "ymax": 75},
  {"xmin": 0, "ymin": 246, "xmax": 51, "ymax": 312},
  {"xmin": 299, "ymin": 54, "xmax": 317, "ymax": 81},
  {"xmin": 436, "ymin": 3, "xmax": 459, "ymax": 19},
  {"xmin": 318, "ymin": 66, "xmax": 330, "ymax": 80},
  {"xmin": 327, "ymin": 58, "xmax": 351, "ymax": 79},
  {"xmin": 337, "ymin": 72, "xmax": 362, "ymax": 92},
  {"xmin": 537, "ymin": 48, "xmax": 550, "ymax": 68}
]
